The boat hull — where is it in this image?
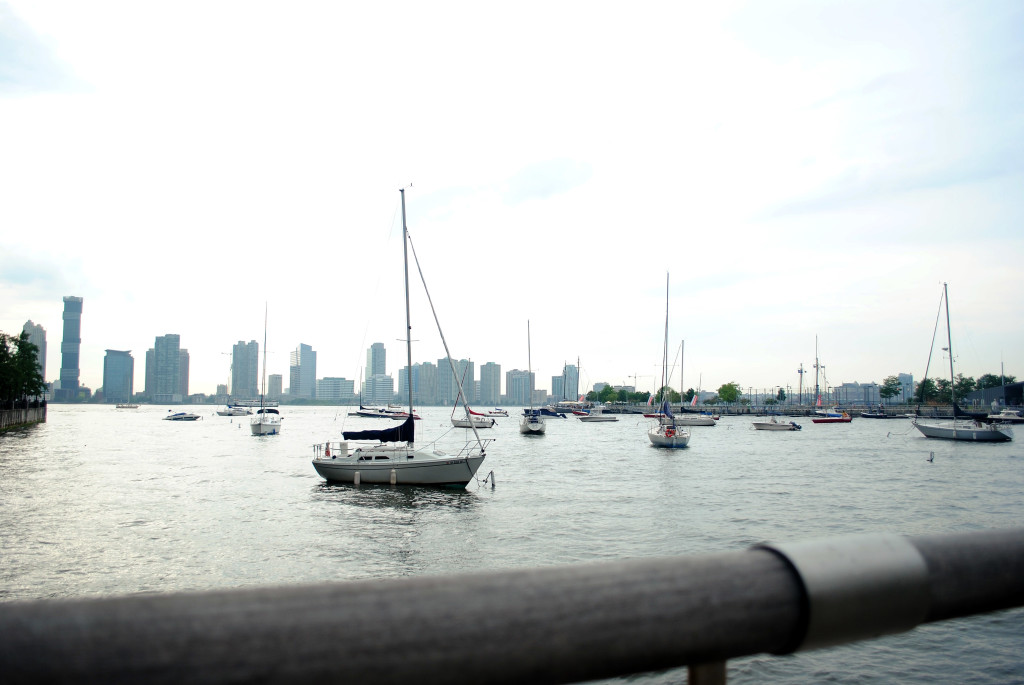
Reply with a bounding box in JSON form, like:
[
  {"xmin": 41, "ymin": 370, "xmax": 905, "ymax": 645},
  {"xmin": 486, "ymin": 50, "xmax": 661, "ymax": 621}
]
[
  {"xmin": 648, "ymin": 427, "xmax": 690, "ymax": 448},
  {"xmin": 913, "ymin": 421, "xmax": 1013, "ymax": 442},
  {"xmin": 673, "ymin": 416, "xmax": 716, "ymax": 426},
  {"xmin": 312, "ymin": 451, "xmax": 485, "ymax": 486},
  {"xmin": 251, "ymin": 419, "xmax": 282, "ymax": 435},
  {"xmin": 519, "ymin": 418, "xmax": 546, "ymax": 434},
  {"xmin": 811, "ymin": 416, "xmax": 852, "ymax": 423},
  {"xmin": 579, "ymin": 415, "xmax": 618, "ymax": 422},
  {"xmin": 753, "ymin": 421, "xmax": 801, "ymax": 431},
  {"xmin": 452, "ymin": 417, "xmax": 495, "ymax": 428}
]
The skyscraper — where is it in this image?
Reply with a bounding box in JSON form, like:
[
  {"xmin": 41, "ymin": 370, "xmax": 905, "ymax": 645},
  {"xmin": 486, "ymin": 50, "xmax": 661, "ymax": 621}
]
[
  {"xmin": 152, "ymin": 334, "xmax": 182, "ymax": 402},
  {"xmin": 505, "ymin": 369, "xmax": 534, "ymax": 406},
  {"xmin": 289, "ymin": 343, "xmax": 316, "ymax": 399},
  {"xmin": 22, "ymin": 320, "xmax": 46, "ymax": 382},
  {"xmin": 56, "ymin": 296, "xmax": 83, "ymax": 401},
  {"xmin": 231, "ymin": 340, "xmax": 259, "ymax": 399},
  {"xmin": 366, "ymin": 342, "xmax": 386, "ymax": 378},
  {"xmin": 480, "ymin": 362, "xmax": 501, "ymax": 405},
  {"xmin": 103, "ymin": 350, "xmax": 134, "ymax": 403}
]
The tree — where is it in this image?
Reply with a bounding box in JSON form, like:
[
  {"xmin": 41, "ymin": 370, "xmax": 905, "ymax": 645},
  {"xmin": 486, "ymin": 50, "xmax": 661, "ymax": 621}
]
[
  {"xmin": 682, "ymin": 388, "xmax": 695, "ymax": 403},
  {"xmin": 914, "ymin": 378, "xmax": 938, "ymax": 403},
  {"xmin": 953, "ymin": 373, "xmax": 976, "ymax": 400},
  {"xmin": 0, "ymin": 331, "xmax": 46, "ymax": 403},
  {"xmin": 879, "ymin": 376, "xmax": 902, "ymax": 403},
  {"xmin": 717, "ymin": 382, "xmax": 741, "ymax": 404},
  {"xmin": 977, "ymin": 373, "xmax": 1016, "ymax": 390},
  {"xmin": 598, "ymin": 385, "xmax": 617, "ymax": 403},
  {"xmin": 776, "ymin": 388, "xmax": 786, "ymax": 402}
]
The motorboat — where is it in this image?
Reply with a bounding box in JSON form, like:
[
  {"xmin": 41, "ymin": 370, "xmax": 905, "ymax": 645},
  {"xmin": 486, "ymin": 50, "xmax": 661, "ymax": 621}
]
[
  {"xmin": 485, "ymin": 408, "xmax": 509, "ymax": 417},
  {"xmin": 312, "ymin": 189, "xmax": 490, "ymax": 486},
  {"xmin": 753, "ymin": 417, "xmax": 802, "ymax": 431},
  {"xmin": 250, "ymin": 407, "xmax": 283, "ymax": 435},
  {"xmin": 116, "ymin": 403, "xmax": 139, "ymax": 409},
  {"xmin": 578, "ymin": 406, "xmax": 618, "ymax": 422},
  {"xmin": 811, "ymin": 411, "xmax": 853, "ymax": 424},
  {"xmin": 452, "ymin": 414, "xmax": 496, "ymax": 429},
  {"xmin": 164, "ymin": 411, "xmax": 201, "ymax": 421},
  {"xmin": 217, "ymin": 406, "xmax": 252, "ymax": 416},
  {"xmin": 987, "ymin": 408, "xmax": 1024, "ymax": 424}
]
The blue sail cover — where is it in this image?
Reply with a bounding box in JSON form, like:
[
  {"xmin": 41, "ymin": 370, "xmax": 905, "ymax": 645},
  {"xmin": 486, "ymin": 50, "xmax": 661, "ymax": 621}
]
[
  {"xmin": 343, "ymin": 416, "xmax": 415, "ymax": 442},
  {"xmin": 661, "ymin": 399, "xmax": 674, "ymax": 420}
]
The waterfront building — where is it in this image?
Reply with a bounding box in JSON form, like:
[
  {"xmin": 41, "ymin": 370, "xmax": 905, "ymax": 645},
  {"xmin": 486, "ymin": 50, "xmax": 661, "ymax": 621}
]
[
  {"xmin": 317, "ymin": 377, "xmax": 355, "ymax": 402},
  {"xmin": 480, "ymin": 362, "xmax": 501, "ymax": 406},
  {"xmin": 231, "ymin": 340, "xmax": 259, "ymax": 400},
  {"xmin": 289, "ymin": 343, "xmax": 316, "ymax": 399},
  {"xmin": 102, "ymin": 350, "xmax": 134, "ymax": 403},
  {"xmin": 552, "ymin": 364, "xmax": 579, "ymax": 401},
  {"xmin": 55, "ymin": 296, "xmax": 83, "ymax": 401},
  {"xmin": 268, "ymin": 374, "xmax": 283, "ymax": 399},
  {"xmin": 366, "ymin": 342, "xmax": 386, "ymax": 378},
  {"xmin": 178, "ymin": 349, "xmax": 190, "ymax": 398},
  {"xmin": 898, "ymin": 373, "xmax": 914, "ymax": 403},
  {"xmin": 833, "ymin": 381, "xmax": 880, "ymax": 405},
  {"xmin": 22, "ymin": 320, "xmax": 46, "ymax": 383},
  {"xmin": 506, "ymin": 369, "xmax": 534, "ymax": 406},
  {"xmin": 149, "ymin": 334, "xmax": 184, "ymax": 403},
  {"xmin": 365, "ymin": 374, "xmax": 394, "ymax": 404},
  {"xmin": 415, "ymin": 361, "xmax": 438, "ymax": 405},
  {"xmin": 438, "ymin": 357, "xmax": 474, "ymax": 405}
]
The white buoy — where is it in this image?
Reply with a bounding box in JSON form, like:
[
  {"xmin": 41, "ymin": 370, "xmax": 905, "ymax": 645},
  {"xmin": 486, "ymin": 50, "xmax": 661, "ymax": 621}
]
[
  {"xmin": 390, "ymin": 469, "xmax": 397, "ymax": 485},
  {"xmin": 354, "ymin": 471, "xmax": 360, "ymax": 485}
]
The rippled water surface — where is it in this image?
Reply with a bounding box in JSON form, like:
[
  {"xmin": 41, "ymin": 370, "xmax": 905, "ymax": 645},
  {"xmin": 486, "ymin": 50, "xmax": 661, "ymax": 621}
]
[{"xmin": 2, "ymin": 405, "xmax": 1022, "ymax": 683}]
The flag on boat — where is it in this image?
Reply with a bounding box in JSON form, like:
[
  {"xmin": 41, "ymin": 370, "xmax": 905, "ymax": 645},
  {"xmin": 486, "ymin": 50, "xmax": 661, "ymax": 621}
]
[
  {"xmin": 690, "ymin": 393, "xmax": 698, "ymax": 406},
  {"xmin": 816, "ymin": 395, "xmax": 822, "ymax": 407},
  {"xmin": 578, "ymin": 394, "xmax": 585, "ymax": 402},
  {"xmin": 646, "ymin": 394, "xmax": 654, "ymax": 406}
]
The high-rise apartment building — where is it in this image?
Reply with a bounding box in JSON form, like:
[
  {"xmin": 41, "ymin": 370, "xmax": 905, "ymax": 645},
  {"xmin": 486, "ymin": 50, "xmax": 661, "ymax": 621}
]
[
  {"xmin": 22, "ymin": 320, "xmax": 46, "ymax": 383},
  {"xmin": 366, "ymin": 342, "xmax": 386, "ymax": 378},
  {"xmin": 317, "ymin": 377, "xmax": 355, "ymax": 402},
  {"xmin": 232, "ymin": 340, "xmax": 259, "ymax": 399},
  {"xmin": 479, "ymin": 362, "xmax": 501, "ymax": 405},
  {"xmin": 56, "ymin": 296, "xmax": 83, "ymax": 401},
  {"xmin": 289, "ymin": 343, "xmax": 316, "ymax": 399},
  {"xmin": 415, "ymin": 361, "xmax": 438, "ymax": 405},
  {"xmin": 102, "ymin": 350, "xmax": 134, "ymax": 403},
  {"xmin": 179, "ymin": 349, "xmax": 190, "ymax": 398},
  {"xmin": 505, "ymin": 369, "xmax": 534, "ymax": 406},
  {"xmin": 366, "ymin": 374, "xmax": 394, "ymax": 404},
  {"xmin": 438, "ymin": 357, "xmax": 474, "ymax": 405},
  {"xmin": 268, "ymin": 374, "xmax": 283, "ymax": 399},
  {"xmin": 150, "ymin": 334, "xmax": 183, "ymax": 403}
]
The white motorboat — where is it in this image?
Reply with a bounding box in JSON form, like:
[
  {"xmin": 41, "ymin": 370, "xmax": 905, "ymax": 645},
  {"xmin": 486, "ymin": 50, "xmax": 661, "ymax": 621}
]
[
  {"xmin": 648, "ymin": 273, "xmax": 690, "ymax": 449},
  {"xmin": 752, "ymin": 417, "xmax": 802, "ymax": 431},
  {"xmin": 164, "ymin": 411, "xmax": 201, "ymax": 421},
  {"xmin": 673, "ymin": 414, "xmax": 716, "ymax": 426},
  {"xmin": 312, "ymin": 188, "xmax": 490, "ymax": 486},
  {"xmin": 250, "ymin": 407, "xmax": 283, "ymax": 435},
  {"xmin": 217, "ymin": 406, "xmax": 251, "ymax": 416},
  {"xmin": 485, "ymin": 408, "xmax": 509, "ymax": 417},
  {"xmin": 913, "ymin": 283, "xmax": 1012, "ymax": 443},
  {"xmin": 988, "ymin": 408, "xmax": 1024, "ymax": 424},
  {"xmin": 578, "ymin": 406, "xmax": 618, "ymax": 422},
  {"xmin": 519, "ymin": 320, "xmax": 546, "ymax": 435},
  {"xmin": 116, "ymin": 403, "xmax": 139, "ymax": 409}
]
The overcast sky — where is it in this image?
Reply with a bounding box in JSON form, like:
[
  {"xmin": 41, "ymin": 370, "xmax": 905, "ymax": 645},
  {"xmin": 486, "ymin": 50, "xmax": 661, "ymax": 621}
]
[{"xmin": 2, "ymin": 0, "xmax": 1022, "ymax": 398}]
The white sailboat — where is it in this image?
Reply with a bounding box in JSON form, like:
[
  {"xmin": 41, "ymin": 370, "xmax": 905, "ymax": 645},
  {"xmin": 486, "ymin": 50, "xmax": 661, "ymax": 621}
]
[
  {"xmin": 520, "ymin": 320, "xmax": 546, "ymax": 434},
  {"xmin": 913, "ymin": 283, "xmax": 1013, "ymax": 442},
  {"xmin": 648, "ymin": 273, "xmax": 690, "ymax": 448},
  {"xmin": 250, "ymin": 305, "xmax": 283, "ymax": 436},
  {"xmin": 451, "ymin": 367, "xmax": 495, "ymax": 428},
  {"xmin": 311, "ymin": 189, "xmax": 490, "ymax": 486}
]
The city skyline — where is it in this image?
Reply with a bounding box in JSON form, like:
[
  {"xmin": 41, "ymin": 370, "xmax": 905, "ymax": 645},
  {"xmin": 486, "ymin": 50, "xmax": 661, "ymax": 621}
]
[{"xmin": 2, "ymin": 2, "xmax": 1022, "ymax": 396}]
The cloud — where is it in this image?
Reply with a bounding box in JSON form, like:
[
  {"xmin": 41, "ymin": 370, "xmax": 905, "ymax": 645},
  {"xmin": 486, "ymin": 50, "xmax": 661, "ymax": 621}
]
[{"xmin": 0, "ymin": 5, "xmax": 79, "ymax": 95}]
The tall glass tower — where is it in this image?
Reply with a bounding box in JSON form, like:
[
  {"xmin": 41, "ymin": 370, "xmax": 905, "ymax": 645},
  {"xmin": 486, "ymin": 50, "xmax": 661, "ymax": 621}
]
[
  {"xmin": 57, "ymin": 296, "xmax": 83, "ymax": 401},
  {"xmin": 103, "ymin": 350, "xmax": 134, "ymax": 403}
]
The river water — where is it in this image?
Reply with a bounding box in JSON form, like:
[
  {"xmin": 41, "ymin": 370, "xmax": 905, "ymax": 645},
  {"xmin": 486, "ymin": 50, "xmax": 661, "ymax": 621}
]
[{"xmin": 2, "ymin": 404, "xmax": 1022, "ymax": 683}]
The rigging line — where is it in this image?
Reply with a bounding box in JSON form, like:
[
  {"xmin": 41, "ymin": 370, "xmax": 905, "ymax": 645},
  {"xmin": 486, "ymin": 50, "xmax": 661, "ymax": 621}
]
[
  {"xmin": 405, "ymin": 231, "xmax": 486, "ymax": 461},
  {"xmin": 920, "ymin": 286, "xmax": 945, "ymax": 406}
]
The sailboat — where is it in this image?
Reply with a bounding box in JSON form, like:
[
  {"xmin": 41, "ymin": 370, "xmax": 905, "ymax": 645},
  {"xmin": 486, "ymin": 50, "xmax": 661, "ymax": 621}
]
[
  {"xmin": 250, "ymin": 305, "xmax": 283, "ymax": 436},
  {"xmin": 913, "ymin": 283, "xmax": 1013, "ymax": 442},
  {"xmin": 311, "ymin": 189, "xmax": 491, "ymax": 485},
  {"xmin": 648, "ymin": 274, "xmax": 690, "ymax": 448},
  {"xmin": 520, "ymin": 321, "xmax": 546, "ymax": 434}
]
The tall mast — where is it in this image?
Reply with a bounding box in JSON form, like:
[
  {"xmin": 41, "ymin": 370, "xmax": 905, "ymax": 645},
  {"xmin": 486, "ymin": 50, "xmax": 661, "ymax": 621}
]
[
  {"xmin": 527, "ymin": 320, "xmax": 533, "ymax": 410},
  {"xmin": 944, "ymin": 282, "xmax": 955, "ymax": 407},
  {"xmin": 400, "ymin": 188, "xmax": 414, "ymax": 419},
  {"xmin": 661, "ymin": 272, "xmax": 669, "ymax": 401},
  {"xmin": 260, "ymin": 302, "xmax": 267, "ymax": 411}
]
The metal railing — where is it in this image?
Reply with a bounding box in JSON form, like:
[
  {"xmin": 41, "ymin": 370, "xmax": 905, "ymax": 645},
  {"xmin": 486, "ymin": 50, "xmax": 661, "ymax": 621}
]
[{"xmin": 1, "ymin": 528, "xmax": 1021, "ymax": 684}]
